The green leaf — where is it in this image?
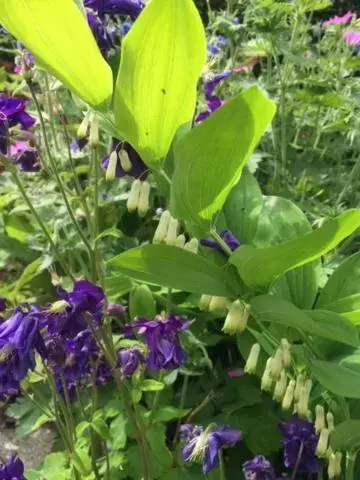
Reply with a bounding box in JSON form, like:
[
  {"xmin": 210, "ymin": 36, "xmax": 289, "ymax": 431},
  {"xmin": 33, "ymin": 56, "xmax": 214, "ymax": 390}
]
[
  {"xmin": 91, "ymin": 412, "xmax": 111, "ymax": 441},
  {"xmin": 310, "ymin": 359, "xmax": 360, "ymax": 398},
  {"xmin": 230, "ymin": 210, "xmax": 360, "ymax": 289},
  {"xmin": 107, "ymin": 244, "xmax": 239, "ymax": 296},
  {"xmin": 140, "ymin": 379, "xmax": 165, "ymax": 392},
  {"xmin": 250, "ymin": 295, "xmax": 359, "ymax": 347},
  {"xmin": 42, "ymin": 453, "xmax": 67, "ymax": 477},
  {"xmin": 151, "ymin": 406, "xmax": 190, "ymax": 423},
  {"xmin": 129, "ymin": 284, "xmax": 156, "ymax": 319},
  {"xmin": 113, "ymin": 0, "xmax": 206, "ymax": 167},
  {"xmin": 0, "ymin": 0, "xmax": 112, "ymax": 109},
  {"xmin": 170, "ymin": 86, "xmax": 276, "ymax": 224},
  {"xmin": 330, "ymin": 420, "xmax": 360, "ymax": 451},
  {"xmin": 110, "ymin": 413, "xmax": 128, "ymax": 449}
]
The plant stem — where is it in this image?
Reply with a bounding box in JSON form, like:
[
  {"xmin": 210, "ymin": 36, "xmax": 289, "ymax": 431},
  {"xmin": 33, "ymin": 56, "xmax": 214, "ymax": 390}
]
[
  {"xmin": 43, "ymin": 74, "xmax": 60, "ymax": 152},
  {"xmin": 219, "ymin": 449, "xmax": 226, "ymax": 480},
  {"xmin": 10, "ymin": 168, "xmax": 74, "ymax": 279},
  {"xmin": 346, "ymin": 451, "xmax": 357, "ymax": 480},
  {"xmin": 210, "ymin": 230, "xmax": 233, "ymax": 256},
  {"xmin": 291, "ymin": 441, "xmax": 304, "ymax": 480},
  {"xmin": 337, "ymin": 156, "xmax": 360, "ymax": 206}
]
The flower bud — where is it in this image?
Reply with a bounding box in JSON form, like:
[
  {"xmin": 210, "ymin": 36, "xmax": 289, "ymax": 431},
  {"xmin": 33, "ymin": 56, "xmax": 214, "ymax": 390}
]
[
  {"xmin": 315, "ymin": 405, "xmax": 325, "ymax": 434},
  {"xmin": 270, "ymin": 348, "xmax": 283, "ymax": 380},
  {"xmin": 89, "ymin": 115, "xmax": 99, "ymax": 148},
  {"xmin": 335, "ymin": 451, "xmax": 342, "ymax": 476},
  {"xmin": 137, "ymin": 181, "xmax": 151, "ymax": 217},
  {"xmin": 184, "ymin": 238, "xmax": 199, "ymax": 254},
  {"xmin": 280, "ymin": 338, "xmax": 291, "ymax": 367},
  {"xmin": 106, "ymin": 151, "xmax": 118, "ymax": 181},
  {"xmin": 209, "ymin": 296, "xmax": 228, "ymax": 314},
  {"xmin": 222, "ymin": 300, "xmax": 250, "ymax": 335},
  {"xmin": 153, "ymin": 210, "xmax": 171, "ymax": 244},
  {"xmin": 119, "ymin": 148, "xmax": 132, "ymax": 173},
  {"xmin": 165, "ymin": 217, "xmax": 179, "ymax": 246},
  {"xmin": 244, "ymin": 343, "xmax": 260, "ymax": 374},
  {"xmin": 297, "ymin": 380, "xmax": 312, "ymax": 418},
  {"xmin": 294, "ymin": 373, "xmax": 305, "ymax": 402},
  {"xmin": 328, "ymin": 452, "xmax": 337, "ymax": 479},
  {"xmin": 127, "ymin": 179, "xmax": 142, "ymax": 213},
  {"xmin": 316, "ymin": 428, "xmax": 329, "ymax": 457},
  {"xmin": 49, "ymin": 299, "xmax": 70, "ymax": 313},
  {"xmin": 326, "ymin": 412, "xmax": 335, "ymax": 432},
  {"xmin": 273, "ymin": 370, "xmax": 287, "ymax": 402},
  {"xmin": 175, "ymin": 234, "xmax": 186, "ymax": 248},
  {"xmin": 261, "ymin": 358, "xmax": 273, "ymax": 392},
  {"xmin": 77, "ymin": 111, "xmax": 91, "ymax": 138},
  {"xmin": 282, "ymin": 379, "xmax": 296, "ymax": 410},
  {"xmin": 107, "ymin": 303, "xmax": 126, "ymax": 317},
  {"xmin": 199, "ymin": 295, "xmax": 211, "ymax": 311}
]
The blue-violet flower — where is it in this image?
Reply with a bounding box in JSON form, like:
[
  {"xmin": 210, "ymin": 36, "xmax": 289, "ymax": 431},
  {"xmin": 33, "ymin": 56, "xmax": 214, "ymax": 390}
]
[{"xmin": 242, "ymin": 455, "xmax": 276, "ymax": 480}]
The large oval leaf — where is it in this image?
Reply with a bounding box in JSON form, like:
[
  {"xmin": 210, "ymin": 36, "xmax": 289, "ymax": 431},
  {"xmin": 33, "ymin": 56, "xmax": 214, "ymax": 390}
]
[
  {"xmin": 311, "ymin": 359, "xmax": 360, "ymax": 398},
  {"xmin": 170, "ymin": 86, "xmax": 276, "ymax": 224},
  {"xmin": 107, "ymin": 244, "xmax": 240, "ymax": 296},
  {"xmin": 230, "ymin": 209, "xmax": 360, "ymax": 289},
  {"xmin": 330, "ymin": 420, "xmax": 360, "ymax": 451},
  {"xmin": 0, "ymin": 0, "xmax": 113, "ymax": 110},
  {"xmin": 113, "ymin": 0, "xmax": 206, "ymax": 167}
]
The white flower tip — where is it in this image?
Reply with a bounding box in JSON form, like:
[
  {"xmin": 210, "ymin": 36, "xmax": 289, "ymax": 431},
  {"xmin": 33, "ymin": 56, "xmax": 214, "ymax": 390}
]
[
  {"xmin": 137, "ymin": 181, "xmax": 151, "ymax": 217},
  {"xmin": 119, "ymin": 148, "xmax": 132, "ymax": 173},
  {"xmin": 126, "ymin": 179, "xmax": 142, "ymax": 213},
  {"xmin": 106, "ymin": 151, "xmax": 118, "ymax": 181}
]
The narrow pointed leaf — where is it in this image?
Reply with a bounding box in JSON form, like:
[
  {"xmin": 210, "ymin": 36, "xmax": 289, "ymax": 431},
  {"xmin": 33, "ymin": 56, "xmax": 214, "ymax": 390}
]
[
  {"xmin": 170, "ymin": 86, "xmax": 276, "ymax": 224},
  {"xmin": 113, "ymin": 0, "xmax": 206, "ymax": 167},
  {"xmin": 0, "ymin": 0, "xmax": 113, "ymax": 109},
  {"xmin": 230, "ymin": 209, "xmax": 360, "ymax": 289}
]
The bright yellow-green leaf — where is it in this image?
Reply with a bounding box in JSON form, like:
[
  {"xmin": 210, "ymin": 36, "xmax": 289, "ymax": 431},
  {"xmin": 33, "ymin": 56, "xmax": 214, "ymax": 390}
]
[
  {"xmin": 113, "ymin": 0, "xmax": 206, "ymax": 167},
  {"xmin": 0, "ymin": 0, "xmax": 113, "ymax": 110},
  {"xmin": 170, "ymin": 86, "xmax": 276, "ymax": 224}
]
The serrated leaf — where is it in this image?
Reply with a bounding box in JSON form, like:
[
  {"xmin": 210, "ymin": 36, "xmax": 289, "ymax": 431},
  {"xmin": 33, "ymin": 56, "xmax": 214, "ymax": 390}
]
[
  {"xmin": 0, "ymin": 0, "xmax": 112, "ymax": 109},
  {"xmin": 170, "ymin": 86, "xmax": 276, "ymax": 224},
  {"xmin": 113, "ymin": 0, "xmax": 206, "ymax": 166},
  {"xmin": 140, "ymin": 379, "xmax": 164, "ymax": 392},
  {"xmin": 230, "ymin": 210, "xmax": 360, "ymax": 289}
]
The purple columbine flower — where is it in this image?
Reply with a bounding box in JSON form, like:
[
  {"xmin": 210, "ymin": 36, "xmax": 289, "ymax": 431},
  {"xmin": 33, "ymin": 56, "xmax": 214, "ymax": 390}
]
[
  {"xmin": 84, "ymin": 0, "xmax": 144, "ymax": 20},
  {"xmin": 0, "ymin": 298, "xmax": 6, "ymax": 312},
  {"xmin": 201, "ymin": 229, "xmax": 240, "ymax": 254},
  {"xmin": 117, "ymin": 347, "xmax": 144, "ymax": 377},
  {"xmin": 12, "ymin": 146, "xmax": 40, "ymax": 172},
  {"xmin": 124, "ymin": 316, "xmax": 188, "ymax": 370},
  {"xmin": 279, "ymin": 415, "xmax": 320, "ymax": 474},
  {"xmin": 180, "ymin": 424, "xmax": 241, "ymax": 474},
  {"xmin": 243, "ymin": 455, "xmax": 276, "ymax": 480},
  {"xmin": 0, "ymin": 455, "xmax": 25, "ymax": 480},
  {"xmin": 71, "ymin": 137, "xmax": 89, "ymax": 153},
  {"xmin": 0, "ymin": 94, "xmax": 36, "ymax": 131},
  {"xmin": 0, "ymin": 308, "xmax": 47, "ymax": 395},
  {"xmin": 87, "ymin": 12, "xmax": 115, "ymax": 58},
  {"xmin": 323, "ymin": 11, "xmax": 355, "ymax": 27},
  {"xmin": 107, "ymin": 303, "xmax": 126, "ymax": 317},
  {"xmin": 196, "ymin": 71, "xmax": 232, "ymax": 123},
  {"xmin": 343, "ymin": 31, "xmax": 360, "ymax": 47},
  {"xmin": 101, "ymin": 140, "xmax": 148, "ymax": 179}
]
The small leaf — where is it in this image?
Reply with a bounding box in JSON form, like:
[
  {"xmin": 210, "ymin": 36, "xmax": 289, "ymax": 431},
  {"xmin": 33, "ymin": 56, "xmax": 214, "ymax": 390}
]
[
  {"xmin": 330, "ymin": 420, "xmax": 360, "ymax": 451},
  {"xmin": 170, "ymin": 86, "xmax": 276, "ymax": 224},
  {"xmin": 42, "ymin": 453, "xmax": 67, "ymax": 476},
  {"xmin": 230, "ymin": 210, "xmax": 360, "ymax": 289},
  {"xmin": 107, "ymin": 244, "xmax": 240, "ymax": 296},
  {"xmin": 110, "ymin": 413, "xmax": 128, "ymax": 449},
  {"xmin": 140, "ymin": 379, "xmax": 165, "ymax": 392},
  {"xmin": 0, "ymin": 0, "xmax": 113, "ymax": 109},
  {"xmin": 113, "ymin": 0, "xmax": 206, "ymax": 166}
]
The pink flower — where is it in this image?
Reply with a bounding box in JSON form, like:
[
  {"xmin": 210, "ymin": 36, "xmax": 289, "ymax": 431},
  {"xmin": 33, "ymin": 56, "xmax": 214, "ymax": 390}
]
[
  {"xmin": 323, "ymin": 11, "xmax": 355, "ymax": 27},
  {"xmin": 233, "ymin": 57, "xmax": 258, "ymax": 73},
  {"xmin": 10, "ymin": 140, "xmax": 29, "ymax": 155},
  {"xmin": 343, "ymin": 31, "xmax": 360, "ymax": 46}
]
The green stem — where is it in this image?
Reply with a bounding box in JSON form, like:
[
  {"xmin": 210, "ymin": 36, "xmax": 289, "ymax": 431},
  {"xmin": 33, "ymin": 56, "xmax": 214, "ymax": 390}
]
[
  {"xmin": 337, "ymin": 156, "xmax": 360, "ymax": 206},
  {"xmin": 210, "ymin": 230, "xmax": 233, "ymax": 256},
  {"xmin": 44, "ymin": 74, "xmax": 60, "ymax": 152},
  {"xmin": 346, "ymin": 451, "xmax": 357, "ymax": 480},
  {"xmin": 291, "ymin": 441, "xmax": 304, "ymax": 480},
  {"xmin": 219, "ymin": 449, "xmax": 226, "ymax": 480},
  {"xmin": 91, "ymin": 146, "xmax": 103, "ymax": 285},
  {"xmin": 10, "ymin": 168, "xmax": 73, "ymax": 279}
]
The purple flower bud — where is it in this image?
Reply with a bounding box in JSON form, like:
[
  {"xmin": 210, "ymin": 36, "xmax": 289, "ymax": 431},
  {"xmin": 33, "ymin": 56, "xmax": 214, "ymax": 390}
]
[
  {"xmin": 201, "ymin": 230, "xmax": 240, "ymax": 255},
  {"xmin": 117, "ymin": 347, "xmax": 144, "ymax": 377},
  {"xmin": 243, "ymin": 455, "xmax": 276, "ymax": 480},
  {"xmin": 107, "ymin": 303, "xmax": 126, "ymax": 317},
  {"xmin": 12, "ymin": 146, "xmax": 41, "ymax": 172}
]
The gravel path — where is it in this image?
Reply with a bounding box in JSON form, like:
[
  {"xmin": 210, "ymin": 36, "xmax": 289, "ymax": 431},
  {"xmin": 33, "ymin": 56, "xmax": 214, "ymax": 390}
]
[{"xmin": 0, "ymin": 426, "xmax": 54, "ymax": 470}]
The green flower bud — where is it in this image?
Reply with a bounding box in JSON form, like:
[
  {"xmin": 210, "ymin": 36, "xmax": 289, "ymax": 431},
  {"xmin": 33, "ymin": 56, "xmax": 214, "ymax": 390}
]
[
  {"xmin": 326, "ymin": 412, "xmax": 335, "ymax": 432},
  {"xmin": 105, "ymin": 151, "xmax": 118, "ymax": 182},
  {"xmin": 77, "ymin": 111, "xmax": 91, "ymax": 138},
  {"xmin": 119, "ymin": 148, "xmax": 132, "ymax": 173},
  {"xmin": 165, "ymin": 217, "xmax": 179, "ymax": 246},
  {"xmin": 89, "ymin": 115, "xmax": 99, "ymax": 148},
  {"xmin": 222, "ymin": 300, "xmax": 250, "ymax": 335},
  {"xmin": 335, "ymin": 451, "xmax": 342, "ymax": 476},
  {"xmin": 261, "ymin": 358, "xmax": 273, "ymax": 392},
  {"xmin": 270, "ymin": 348, "xmax": 283, "ymax": 380},
  {"xmin": 273, "ymin": 370, "xmax": 287, "ymax": 402},
  {"xmin": 175, "ymin": 234, "xmax": 186, "ymax": 248},
  {"xmin": 282, "ymin": 379, "xmax": 296, "ymax": 410},
  {"xmin": 315, "ymin": 405, "xmax": 325, "ymax": 434},
  {"xmin": 281, "ymin": 338, "xmax": 292, "ymax": 367},
  {"xmin": 328, "ymin": 452, "xmax": 337, "ymax": 479}
]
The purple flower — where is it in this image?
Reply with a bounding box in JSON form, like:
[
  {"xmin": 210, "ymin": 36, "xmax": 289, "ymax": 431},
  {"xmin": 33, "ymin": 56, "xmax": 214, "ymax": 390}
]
[
  {"xmin": 120, "ymin": 21, "xmax": 132, "ymax": 36},
  {"xmin": 101, "ymin": 140, "xmax": 148, "ymax": 179},
  {"xmin": 84, "ymin": 0, "xmax": 144, "ymax": 20},
  {"xmin": 343, "ymin": 31, "xmax": 360, "ymax": 46},
  {"xmin": 279, "ymin": 415, "xmax": 320, "ymax": 474},
  {"xmin": 201, "ymin": 229, "xmax": 240, "ymax": 254},
  {"xmin": 243, "ymin": 455, "xmax": 276, "ymax": 480},
  {"xmin": 0, "ymin": 455, "xmax": 25, "ymax": 480},
  {"xmin": 181, "ymin": 424, "xmax": 241, "ymax": 474},
  {"xmin": 87, "ymin": 12, "xmax": 115, "ymax": 58},
  {"xmin": 196, "ymin": 71, "xmax": 232, "ymax": 123},
  {"xmin": 71, "ymin": 137, "xmax": 89, "ymax": 153},
  {"xmin": 0, "ymin": 94, "xmax": 36, "ymax": 131},
  {"xmin": 107, "ymin": 303, "xmax": 126, "ymax": 317},
  {"xmin": 0, "ymin": 298, "xmax": 6, "ymax": 312},
  {"xmin": 13, "ymin": 146, "xmax": 40, "ymax": 172},
  {"xmin": 0, "ymin": 308, "xmax": 47, "ymax": 395},
  {"xmin": 124, "ymin": 316, "xmax": 188, "ymax": 370},
  {"xmin": 323, "ymin": 11, "xmax": 355, "ymax": 27},
  {"xmin": 117, "ymin": 347, "xmax": 144, "ymax": 377}
]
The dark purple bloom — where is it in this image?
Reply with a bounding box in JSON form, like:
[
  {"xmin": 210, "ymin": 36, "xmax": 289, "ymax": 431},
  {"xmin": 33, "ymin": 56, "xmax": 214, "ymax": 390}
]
[
  {"xmin": 279, "ymin": 415, "xmax": 320, "ymax": 474},
  {"xmin": 0, "ymin": 455, "xmax": 25, "ymax": 480},
  {"xmin": 117, "ymin": 347, "xmax": 144, "ymax": 377},
  {"xmin": 124, "ymin": 316, "xmax": 188, "ymax": 370},
  {"xmin": 87, "ymin": 12, "xmax": 115, "ymax": 58},
  {"xmin": 84, "ymin": 0, "xmax": 144, "ymax": 20},
  {"xmin": 101, "ymin": 140, "xmax": 148, "ymax": 179},
  {"xmin": 243, "ymin": 455, "xmax": 276, "ymax": 480},
  {"xmin": 12, "ymin": 146, "xmax": 40, "ymax": 172},
  {"xmin": 71, "ymin": 137, "xmax": 89, "ymax": 153},
  {"xmin": 196, "ymin": 71, "xmax": 232, "ymax": 123},
  {"xmin": 181, "ymin": 424, "xmax": 241, "ymax": 474},
  {"xmin": 0, "ymin": 308, "xmax": 47, "ymax": 395},
  {"xmin": 201, "ymin": 229, "xmax": 240, "ymax": 254},
  {"xmin": 0, "ymin": 94, "xmax": 36, "ymax": 131},
  {"xmin": 120, "ymin": 21, "xmax": 132, "ymax": 36},
  {"xmin": 0, "ymin": 298, "xmax": 6, "ymax": 312}
]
